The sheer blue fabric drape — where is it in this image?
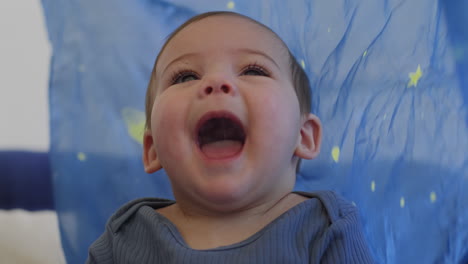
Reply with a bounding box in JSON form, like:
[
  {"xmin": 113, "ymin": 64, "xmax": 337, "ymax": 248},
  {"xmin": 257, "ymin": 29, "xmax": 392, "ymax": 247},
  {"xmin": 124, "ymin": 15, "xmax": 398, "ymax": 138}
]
[{"xmin": 41, "ymin": 0, "xmax": 468, "ymax": 263}]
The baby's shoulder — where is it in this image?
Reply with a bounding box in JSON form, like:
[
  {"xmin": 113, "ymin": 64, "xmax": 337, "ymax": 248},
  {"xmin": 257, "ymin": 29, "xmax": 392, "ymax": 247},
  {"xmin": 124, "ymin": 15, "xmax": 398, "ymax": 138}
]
[
  {"xmin": 106, "ymin": 197, "xmax": 175, "ymax": 234},
  {"xmin": 293, "ymin": 191, "xmax": 374, "ymax": 263},
  {"xmin": 295, "ymin": 190, "xmax": 357, "ymax": 224}
]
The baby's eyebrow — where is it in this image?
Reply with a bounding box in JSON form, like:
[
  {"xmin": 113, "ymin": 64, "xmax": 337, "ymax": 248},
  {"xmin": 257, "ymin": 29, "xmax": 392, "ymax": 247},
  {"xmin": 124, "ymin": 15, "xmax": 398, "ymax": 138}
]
[
  {"xmin": 235, "ymin": 48, "xmax": 280, "ymax": 70},
  {"xmin": 160, "ymin": 48, "xmax": 280, "ymax": 78},
  {"xmin": 161, "ymin": 52, "xmax": 198, "ymax": 78}
]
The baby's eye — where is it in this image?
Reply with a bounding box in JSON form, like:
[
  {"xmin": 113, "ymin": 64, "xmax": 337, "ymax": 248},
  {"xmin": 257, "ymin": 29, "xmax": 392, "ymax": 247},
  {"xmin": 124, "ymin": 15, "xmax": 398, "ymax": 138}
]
[
  {"xmin": 242, "ymin": 64, "xmax": 269, "ymax": 77},
  {"xmin": 171, "ymin": 71, "xmax": 199, "ymax": 85}
]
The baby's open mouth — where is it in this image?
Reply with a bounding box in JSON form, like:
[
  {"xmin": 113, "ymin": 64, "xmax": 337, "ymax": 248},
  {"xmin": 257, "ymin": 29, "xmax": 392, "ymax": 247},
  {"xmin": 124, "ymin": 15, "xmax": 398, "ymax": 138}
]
[{"xmin": 196, "ymin": 113, "xmax": 246, "ymax": 159}]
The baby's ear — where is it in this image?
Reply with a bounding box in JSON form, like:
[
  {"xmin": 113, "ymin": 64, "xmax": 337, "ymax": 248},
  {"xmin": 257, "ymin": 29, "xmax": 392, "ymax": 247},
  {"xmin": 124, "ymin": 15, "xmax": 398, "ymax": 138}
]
[
  {"xmin": 294, "ymin": 113, "xmax": 322, "ymax": 160},
  {"xmin": 143, "ymin": 130, "xmax": 162, "ymax": 173}
]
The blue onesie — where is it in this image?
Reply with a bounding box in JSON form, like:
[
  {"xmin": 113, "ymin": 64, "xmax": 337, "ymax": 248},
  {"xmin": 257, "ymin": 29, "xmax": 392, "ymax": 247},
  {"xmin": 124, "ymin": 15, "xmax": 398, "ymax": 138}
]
[{"xmin": 86, "ymin": 191, "xmax": 374, "ymax": 263}]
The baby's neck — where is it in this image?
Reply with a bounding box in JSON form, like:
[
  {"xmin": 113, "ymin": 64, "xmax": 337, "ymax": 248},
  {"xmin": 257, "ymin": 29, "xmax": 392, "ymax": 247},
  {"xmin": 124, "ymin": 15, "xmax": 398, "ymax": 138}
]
[{"xmin": 156, "ymin": 192, "xmax": 308, "ymax": 250}]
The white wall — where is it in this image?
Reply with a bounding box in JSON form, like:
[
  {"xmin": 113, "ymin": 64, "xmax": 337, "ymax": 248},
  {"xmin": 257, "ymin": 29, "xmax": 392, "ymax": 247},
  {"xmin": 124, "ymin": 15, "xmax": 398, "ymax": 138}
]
[
  {"xmin": 0, "ymin": 2, "xmax": 65, "ymax": 263},
  {"xmin": 0, "ymin": 0, "xmax": 50, "ymax": 151}
]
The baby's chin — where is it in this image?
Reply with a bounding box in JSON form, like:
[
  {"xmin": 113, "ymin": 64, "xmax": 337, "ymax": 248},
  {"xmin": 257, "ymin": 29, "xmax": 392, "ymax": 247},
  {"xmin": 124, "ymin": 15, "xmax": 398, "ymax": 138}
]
[{"xmin": 181, "ymin": 175, "xmax": 262, "ymax": 211}]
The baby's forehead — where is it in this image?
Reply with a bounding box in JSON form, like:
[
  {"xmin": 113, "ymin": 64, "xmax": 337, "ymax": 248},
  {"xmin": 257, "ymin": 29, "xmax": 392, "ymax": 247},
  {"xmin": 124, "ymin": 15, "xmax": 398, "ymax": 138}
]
[
  {"xmin": 191, "ymin": 15, "xmax": 285, "ymax": 43},
  {"xmin": 157, "ymin": 14, "xmax": 289, "ymax": 66}
]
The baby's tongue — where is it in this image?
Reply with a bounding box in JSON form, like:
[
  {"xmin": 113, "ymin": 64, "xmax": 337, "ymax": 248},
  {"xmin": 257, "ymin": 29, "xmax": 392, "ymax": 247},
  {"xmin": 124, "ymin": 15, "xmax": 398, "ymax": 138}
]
[{"xmin": 200, "ymin": 140, "xmax": 242, "ymax": 159}]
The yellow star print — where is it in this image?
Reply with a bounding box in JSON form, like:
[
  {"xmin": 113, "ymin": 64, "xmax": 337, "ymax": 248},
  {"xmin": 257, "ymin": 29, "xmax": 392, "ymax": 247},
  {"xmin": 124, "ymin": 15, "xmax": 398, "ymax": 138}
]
[
  {"xmin": 430, "ymin": 191, "xmax": 437, "ymax": 203},
  {"xmin": 331, "ymin": 146, "xmax": 340, "ymax": 163},
  {"xmin": 407, "ymin": 64, "xmax": 423, "ymax": 87},
  {"xmin": 121, "ymin": 107, "xmax": 146, "ymax": 145}
]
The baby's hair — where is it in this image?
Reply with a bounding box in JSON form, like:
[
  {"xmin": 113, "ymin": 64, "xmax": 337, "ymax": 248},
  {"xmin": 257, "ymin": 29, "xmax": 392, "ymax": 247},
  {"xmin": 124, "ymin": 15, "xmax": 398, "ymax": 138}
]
[{"xmin": 144, "ymin": 11, "xmax": 312, "ymax": 172}]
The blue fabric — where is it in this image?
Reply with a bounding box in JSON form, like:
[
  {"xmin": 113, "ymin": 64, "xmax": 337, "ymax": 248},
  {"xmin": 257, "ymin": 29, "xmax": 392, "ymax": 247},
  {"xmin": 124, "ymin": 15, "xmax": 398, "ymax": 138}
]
[
  {"xmin": 0, "ymin": 151, "xmax": 53, "ymax": 210},
  {"xmin": 41, "ymin": 0, "xmax": 468, "ymax": 263}
]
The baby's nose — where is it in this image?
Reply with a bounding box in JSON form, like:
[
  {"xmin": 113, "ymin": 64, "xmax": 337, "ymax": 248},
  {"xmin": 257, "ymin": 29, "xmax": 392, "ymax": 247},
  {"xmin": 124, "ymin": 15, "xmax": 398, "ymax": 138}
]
[
  {"xmin": 204, "ymin": 84, "xmax": 231, "ymax": 95},
  {"xmin": 199, "ymin": 77, "xmax": 237, "ymax": 98}
]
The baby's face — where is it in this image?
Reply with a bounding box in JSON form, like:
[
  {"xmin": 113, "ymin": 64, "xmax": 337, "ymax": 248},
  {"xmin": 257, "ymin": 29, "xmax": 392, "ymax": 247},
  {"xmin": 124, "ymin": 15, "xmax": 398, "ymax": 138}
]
[{"xmin": 148, "ymin": 15, "xmax": 304, "ymax": 209}]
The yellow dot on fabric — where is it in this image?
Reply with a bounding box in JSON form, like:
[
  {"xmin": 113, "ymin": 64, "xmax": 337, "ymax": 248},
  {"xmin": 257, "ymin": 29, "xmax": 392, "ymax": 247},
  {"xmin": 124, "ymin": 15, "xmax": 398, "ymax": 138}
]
[
  {"xmin": 400, "ymin": 197, "xmax": 405, "ymax": 208},
  {"xmin": 352, "ymin": 201, "xmax": 356, "ymax": 207},
  {"xmin": 363, "ymin": 50, "xmax": 368, "ymax": 57},
  {"xmin": 77, "ymin": 152, "xmax": 87, "ymax": 161},
  {"xmin": 407, "ymin": 64, "xmax": 423, "ymax": 87},
  {"xmin": 331, "ymin": 146, "xmax": 340, "ymax": 162},
  {"xmin": 78, "ymin": 64, "xmax": 86, "ymax": 73},
  {"xmin": 383, "ymin": 113, "xmax": 387, "ymax": 120},
  {"xmin": 371, "ymin": 181, "xmax": 376, "ymax": 192},
  {"xmin": 300, "ymin": 59, "xmax": 306, "ymax": 69},
  {"xmin": 327, "ymin": 27, "xmax": 331, "ymax": 33},
  {"xmin": 430, "ymin": 192, "xmax": 437, "ymax": 203},
  {"xmin": 227, "ymin": 1, "xmax": 235, "ymax": 9}
]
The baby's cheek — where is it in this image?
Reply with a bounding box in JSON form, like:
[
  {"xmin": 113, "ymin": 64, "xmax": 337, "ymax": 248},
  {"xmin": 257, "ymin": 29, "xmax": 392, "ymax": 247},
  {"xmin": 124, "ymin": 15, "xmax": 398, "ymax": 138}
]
[
  {"xmin": 252, "ymin": 92, "xmax": 300, "ymax": 143},
  {"xmin": 153, "ymin": 91, "xmax": 182, "ymax": 122},
  {"xmin": 259, "ymin": 90, "xmax": 299, "ymax": 125},
  {"xmin": 151, "ymin": 96, "xmax": 185, "ymax": 144}
]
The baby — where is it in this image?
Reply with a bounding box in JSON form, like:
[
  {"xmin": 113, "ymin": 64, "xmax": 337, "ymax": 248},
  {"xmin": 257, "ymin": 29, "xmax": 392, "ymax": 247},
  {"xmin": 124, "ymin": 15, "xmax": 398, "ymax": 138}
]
[{"xmin": 87, "ymin": 11, "xmax": 373, "ymax": 263}]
